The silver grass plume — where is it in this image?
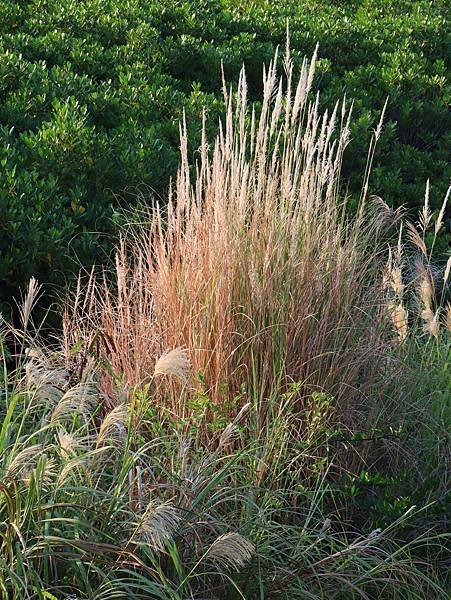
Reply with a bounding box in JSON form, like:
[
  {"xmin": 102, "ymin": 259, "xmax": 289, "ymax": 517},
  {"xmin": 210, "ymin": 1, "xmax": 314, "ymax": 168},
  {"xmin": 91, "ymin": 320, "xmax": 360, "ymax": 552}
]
[
  {"xmin": 217, "ymin": 402, "xmax": 251, "ymax": 449},
  {"xmin": 19, "ymin": 277, "xmax": 41, "ymax": 328},
  {"xmin": 203, "ymin": 532, "xmax": 254, "ymax": 572},
  {"xmin": 57, "ymin": 429, "xmax": 90, "ymax": 459},
  {"xmin": 6, "ymin": 444, "xmax": 44, "ymax": 477},
  {"xmin": 24, "ymin": 347, "xmax": 69, "ymax": 407},
  {"xmin": 134, "ymin": 501, "xmax": 180, "ymax": 551},
  {"xmin": 153, "ymin": 348, "xmax": 191, "ymax": 383},
  {"xmin": 6, "ymin": 444, "xmax": 56, "ymax": 483},
  {"xmin": 51, "ymin": 382, "xmax": 99, "ymax": 424},
  {"xmin": 97, "ymin": 403, "xmax": 129, "ymax": 447},
  {"xmin": 57, "ymin": 448, "xmax": 109, "ymax": 485}
]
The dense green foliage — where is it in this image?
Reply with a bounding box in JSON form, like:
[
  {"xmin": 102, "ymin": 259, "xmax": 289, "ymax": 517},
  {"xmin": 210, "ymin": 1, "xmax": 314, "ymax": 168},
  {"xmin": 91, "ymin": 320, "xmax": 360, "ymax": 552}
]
[{"xmin": 0, "ymin": 0, "xmax": 449, "ymax": 311}]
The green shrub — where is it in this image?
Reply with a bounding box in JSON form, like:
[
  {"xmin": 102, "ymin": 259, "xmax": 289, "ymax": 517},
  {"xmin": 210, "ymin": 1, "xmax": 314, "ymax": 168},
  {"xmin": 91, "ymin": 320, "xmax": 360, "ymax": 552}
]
[{"xmin": 0, "ymin": 0, "xmax": 449, "ymax": 313}]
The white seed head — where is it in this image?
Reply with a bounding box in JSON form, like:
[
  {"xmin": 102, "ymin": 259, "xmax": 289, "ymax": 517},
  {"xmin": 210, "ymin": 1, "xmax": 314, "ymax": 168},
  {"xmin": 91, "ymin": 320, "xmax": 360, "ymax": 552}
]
[
  {"xmin": 135, "ymin": 501, "xmax": 180, "ymax": 551},
  {"xmin": 204, "ymin": 532, "xmax": 254, "ymax": 572},
  {"xmin": 153, "ymin": 347, "xmax": 191, "ymax": 383}
]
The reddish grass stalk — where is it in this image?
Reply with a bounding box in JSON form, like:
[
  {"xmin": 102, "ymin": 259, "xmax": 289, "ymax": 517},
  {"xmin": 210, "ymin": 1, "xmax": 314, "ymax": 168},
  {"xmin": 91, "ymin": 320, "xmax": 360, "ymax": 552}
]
[{"xmin": 64, "ymin": 44, "xmax": 391, "ymax": 426}]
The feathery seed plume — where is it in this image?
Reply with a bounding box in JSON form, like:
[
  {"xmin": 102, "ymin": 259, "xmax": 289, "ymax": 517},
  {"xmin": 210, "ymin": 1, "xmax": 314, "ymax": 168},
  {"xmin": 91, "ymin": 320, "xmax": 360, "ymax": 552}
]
[
  {"xmin": 97, "ymin": 403, "xmax": 129, "ymax": 447},
  {"xmin": 135, "ymin": 501, "xmax": 180, "ymax": 551},
  {"xmin": 204, "ymin": 532, "xmax": 254, "ymax": 572},
  {"xmin": 153, "ymin": 348, "xmax": 191, "ymax": 383}
]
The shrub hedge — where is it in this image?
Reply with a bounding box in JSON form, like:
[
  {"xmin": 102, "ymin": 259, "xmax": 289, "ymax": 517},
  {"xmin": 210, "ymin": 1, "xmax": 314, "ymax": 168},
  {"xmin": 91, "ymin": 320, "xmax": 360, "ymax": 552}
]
[{"xmin": 0, "ymin": 0, "xmax": 449, "ymax": 313}]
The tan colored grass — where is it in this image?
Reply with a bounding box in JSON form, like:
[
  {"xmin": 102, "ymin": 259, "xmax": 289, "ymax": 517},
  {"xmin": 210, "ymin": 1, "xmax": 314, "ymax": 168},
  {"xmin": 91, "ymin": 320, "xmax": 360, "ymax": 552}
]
[
  {"xmin": 388, "ymin": 302, "xmax": 409, "ymax": 342},
  {"xmin": 445, "ymin": 303, "xmax": 451, "ymax": 332},
  {"xmin": 423, "ymin": 310, "xmax": 440, "ymax": 338},
  {"xmin": 407, "ymin": 181, "xmax": 449, "ymax": 339},
  {"xmin": 64, "ymin": 43, "xmax": 393, "ymax": 425}
]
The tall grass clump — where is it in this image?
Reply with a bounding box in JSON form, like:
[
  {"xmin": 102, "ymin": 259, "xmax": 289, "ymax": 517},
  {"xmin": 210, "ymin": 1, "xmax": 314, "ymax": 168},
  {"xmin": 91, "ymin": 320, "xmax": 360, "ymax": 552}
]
[{"xmin": 65, "ymin": 42, "xmax": 397, "ymax": 434}]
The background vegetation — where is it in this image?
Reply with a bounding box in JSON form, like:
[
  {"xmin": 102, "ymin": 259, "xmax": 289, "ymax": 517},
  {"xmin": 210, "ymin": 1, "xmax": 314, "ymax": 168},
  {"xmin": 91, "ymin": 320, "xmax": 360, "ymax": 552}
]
[
  {"xmin": 0, "ymin": 0, "xmax": 449, "ymax": 313},
  {"xmin": 0, "ymin": 4, "xmax": 449, "ymax": 596}
]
